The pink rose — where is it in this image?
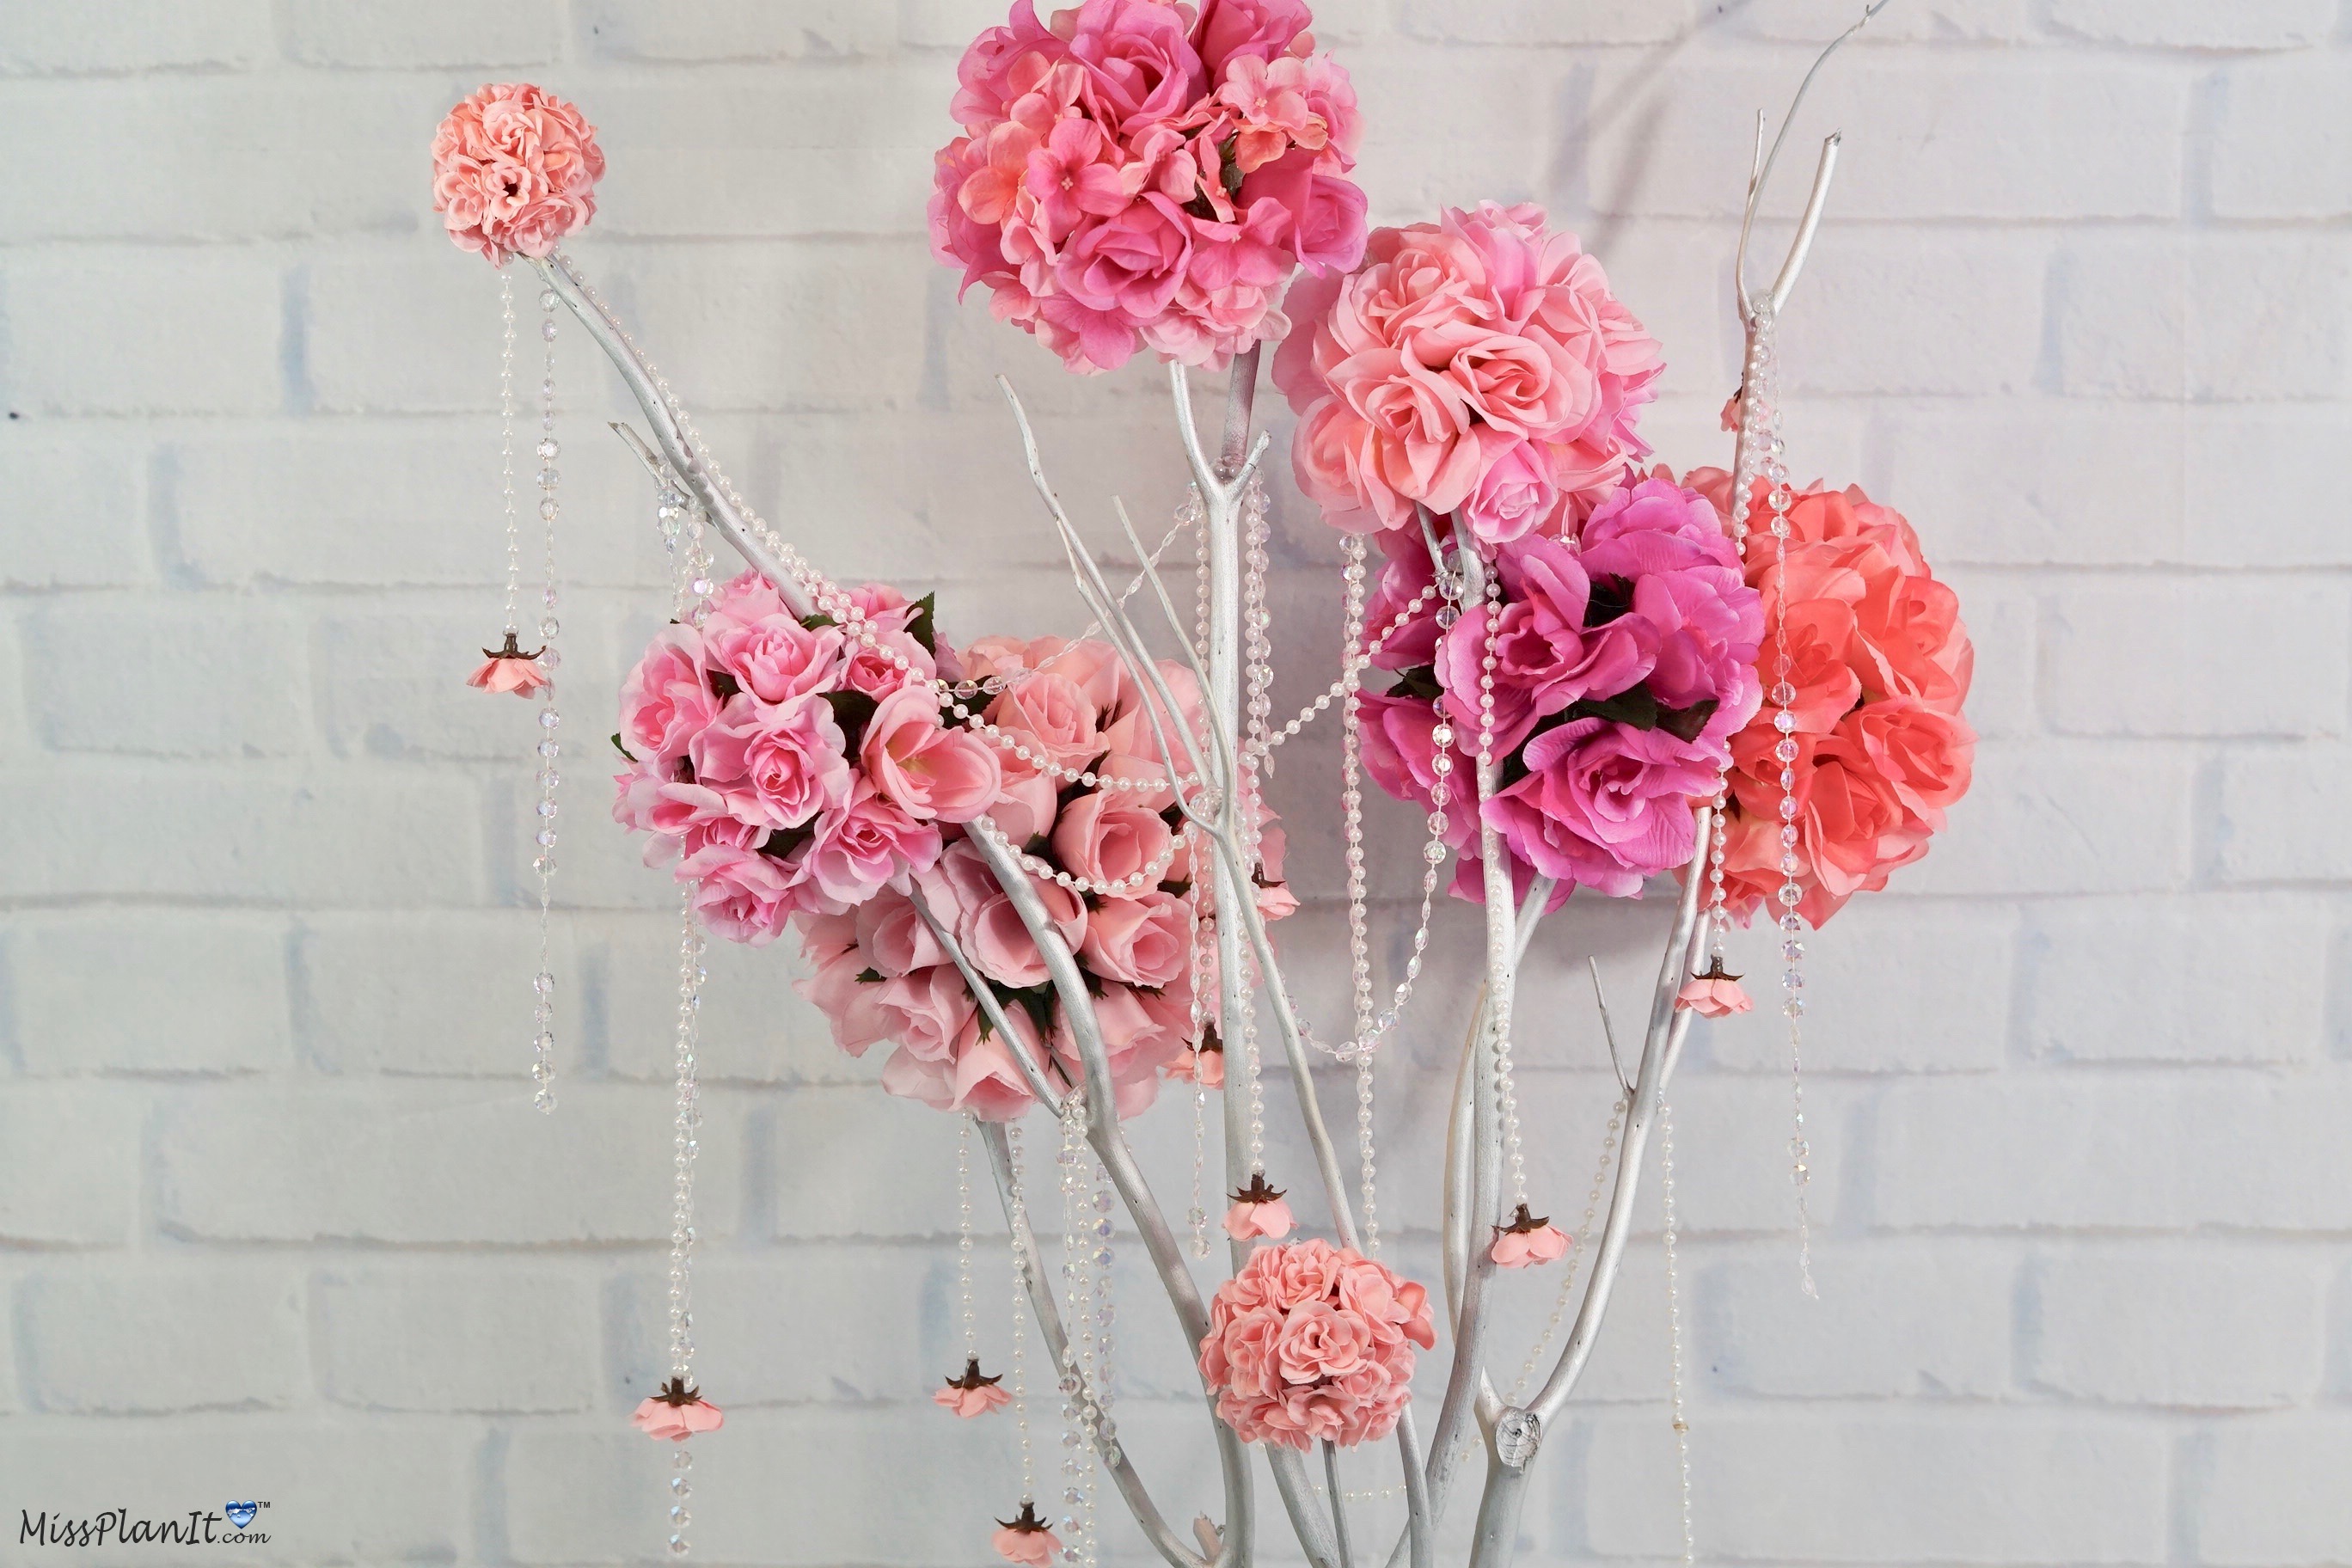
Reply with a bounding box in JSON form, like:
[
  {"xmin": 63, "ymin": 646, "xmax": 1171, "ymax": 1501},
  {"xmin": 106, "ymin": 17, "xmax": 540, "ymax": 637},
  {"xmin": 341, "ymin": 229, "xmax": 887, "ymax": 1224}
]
[
  {"xmin": 619, "ymin": 628, "xmax": 720, "ymax": 764},
  {"xmin": 854, "ymin": 888, "xmax": 950, "ymax": 977},
  {"xmin": 1236, "ymin": 148, "xmax": 1364, "ymax": 277},
  {"xmin": 1057, "ymin": 193, "xmax": 1194, "ymax": 320},
  {"xmin": 1057, "ymin": 0, "xmax": 1204, "ymax": 132},
  {"xmin": 1457, "ymin": 432, "xmax": 1565, "ymax": 546},
  {"xmin": 877, "ymin": 965, "xmax": 981, "ymax": 1063},
  {"xmin": 703, "ymin": 617, "xmax": 843, "ymax": 704},
  {"xmin": 1274, "ymin": 1299, "xmax": 1374, "ymax": 1381},
  {"xmin": 795, "ymin": 944, "xmax": 898, "ymax": 1056},
  {"xmin": 1225, "ymin": 1194, "xmax": 1295, "ymax": 1240},
  {"xmin": 690, "ymin": 693, "xmax": 851, "ymax": 830},
  {"xmin": 679, "ymin": 842, "xmax": 803, "ymax": 946},
  {"xmin": 1490, "ymin": 1221, "xmax": 1569, "ymax": 1269},
  {"xmin": 986, "ymin": 670, "xmax": 1103, "ymax": 769},
  {"xmin": 934, "ymin": 1381, "xmax": 1014, "ymax": 1418},
  {"xmin": 862, "ymin": 686, "xmax": 1003, "ymax": 824},
  {"xmin": 1052, "ymin": 792, "xmax": 1174, "ymax": 890},
  {"xmin": 1486, "ymin": 719, "xmax": 1718, "ymax": 898},
  {"xmin": 1078, "ymin": 891, "xmax": 1188, "ymax": 987},
  {"xmin": 1190, "ymin": 0, "xmax": 1313, "ymax": 75},
  {"xmin": 805, "ymin": 779, "xmax": 944, "ymax": 909},
  {"xmin": 630, "ymin": 1392, "xmax": 723, "ymax": 1442}
]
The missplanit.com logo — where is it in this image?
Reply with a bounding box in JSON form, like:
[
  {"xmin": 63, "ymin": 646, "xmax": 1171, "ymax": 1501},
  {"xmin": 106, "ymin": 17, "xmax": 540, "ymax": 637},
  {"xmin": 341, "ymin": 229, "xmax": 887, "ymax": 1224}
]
[{"xmin": 20, "ymin": 1500, "xmax": 271, "ymax": 1547}]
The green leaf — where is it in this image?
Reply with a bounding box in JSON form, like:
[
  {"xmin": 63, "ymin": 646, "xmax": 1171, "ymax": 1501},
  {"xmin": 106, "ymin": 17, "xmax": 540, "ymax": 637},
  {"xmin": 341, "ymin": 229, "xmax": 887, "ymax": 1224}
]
[
  {"xmin": 611, "ymin": 733, "xmax": 638, "ymax": 763},
  {"xmin": 1387, "ymin": 665, "xmax": 1442, "ymax": 701},
  {"xmin": 801, "ymin": 612, "xmax": 838, "ymax": 631},
  {"xmin": 822, "ymin": 689, "xmax": 879, "ymax": 754},
  {"xmin": 1655, "ymin": 697, "xmax": 1719, "ymax": 744},
  {"xmin": 758, "ymin": 820, "xmax": 817, "ymax": 862},
  {"xmin": 708, "ymin": 669, "xmax": 743, "ymax": 701},
  {"xmin": 905, "ymin": 592, "xmax": 939, "ymax": 657}
]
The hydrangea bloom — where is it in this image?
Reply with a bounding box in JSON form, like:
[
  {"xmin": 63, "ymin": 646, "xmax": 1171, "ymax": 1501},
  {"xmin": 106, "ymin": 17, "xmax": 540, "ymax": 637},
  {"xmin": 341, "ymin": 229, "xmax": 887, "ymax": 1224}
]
[
  {"xmin": 928, "ymin": 0, "xmax": 1368, "ymax": 374},
  {"xmin": 431, "ymin": 83, "xmax": 605, "ymax": 262},
  {"xmin": 1198, "ymin": 1239, "xmax": 1436, "ymax": 1449},
  {"xmin": 1274, "ymin": 202, "xmax": 1663, "ymax": 540}
]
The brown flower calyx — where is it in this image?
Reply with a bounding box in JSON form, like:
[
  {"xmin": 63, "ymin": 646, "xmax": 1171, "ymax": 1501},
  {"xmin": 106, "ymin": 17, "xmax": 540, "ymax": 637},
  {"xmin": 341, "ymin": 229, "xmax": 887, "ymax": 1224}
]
[
  {"xmin": 1496, "ymin": 1203, "xmax": 1552, "ymax": 1236},
  {"xmin": 997, "ymin": 1501, "xmax": 1051, "ymax": 1534},
  {"xmin": 481, "ymin": 629, "xmax": 546, "ymax": 662},
  {"xmin": 652, "ymin": 1375, "xmax": 704, "ymax": 1406},
  {"xmin": 1228, "ymin": 1172, "xmax": 1284, "ymax": 1207},
  {"xmin": 945, "ymin": 1356, "xmax": 1003, "ymax": 1391},
  {"xmin": 1197, "ymin": 1026, "xmax": 1223, "ymax": 1056},
  {"xmin": 1688, "ymin": 954, "xmax": 1743, "ymax": 983}
]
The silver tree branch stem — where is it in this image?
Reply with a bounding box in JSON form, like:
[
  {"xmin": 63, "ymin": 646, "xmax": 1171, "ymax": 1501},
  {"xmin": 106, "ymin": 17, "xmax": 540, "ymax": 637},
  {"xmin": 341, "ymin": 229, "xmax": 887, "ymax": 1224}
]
[
  {"xmin": 1525, "ymin": 809, "xmax": 1715, "ymax": 1431},
  {"xmin": 977, "ymin": 1120, "xmax": 1213, "ymax": 1568},
  {"xmin": 527, "ymin": 254, "xmax": 813, "ymax": 620}
]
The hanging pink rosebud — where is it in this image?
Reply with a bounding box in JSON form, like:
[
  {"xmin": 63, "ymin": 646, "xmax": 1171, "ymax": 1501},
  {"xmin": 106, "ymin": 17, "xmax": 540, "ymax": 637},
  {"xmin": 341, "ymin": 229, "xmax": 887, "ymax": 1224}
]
[
  {"xmin": 934, "ymin": 1356, "xmax": 1013, "ymax": 1418},
  {"xmin": 467, "ymin": 630, "xmax": 549, "ymax": 698},
  {"xmin": 1675, "ymin": 956, "xmax": 1752, "ymax": 1019},
  {"xmin": 630, "ymin": 1376, "xmax": 725, "ymax": 1441},
  {"xmin": 1489, "ymin": 1204, "xmax": 1570, "ymax": 1268},
  {"xmin": 1168, "ymin": 1027, "xmax": 1225, "ymax": 1088},
  {"xmin": 1223, "ymin": 1173, "xmax": 1295, "ymax": 1241},
  {"xmin": 993, "ymin": 1502, "xmax": 1063, "ymax": 1566}
]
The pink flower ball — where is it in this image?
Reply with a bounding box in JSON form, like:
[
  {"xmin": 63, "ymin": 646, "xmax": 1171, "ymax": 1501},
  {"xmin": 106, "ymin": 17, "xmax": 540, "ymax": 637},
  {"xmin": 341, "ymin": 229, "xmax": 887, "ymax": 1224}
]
[
  {"xmin": 1200, "ymin": 1239, "xmax": 1435, "ymax": 1450},
  {"xmin": 929, "ymin": 0, "xmax": 1368, "ymax": 375},
  {"xmin": 1274, "ymin": 202, "xmax": 1663, "ymax": 539},
  {"xmin": 431, "ymin": 83, "xmax": 605, "ymax": 263}
]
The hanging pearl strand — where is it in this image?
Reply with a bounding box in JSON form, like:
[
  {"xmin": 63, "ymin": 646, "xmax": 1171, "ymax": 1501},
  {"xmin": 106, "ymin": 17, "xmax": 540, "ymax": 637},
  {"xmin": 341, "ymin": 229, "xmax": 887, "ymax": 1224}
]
[
  {"xmin": 1743, "ymin": 309, "xmax": 1818, "ymax": 1300},
  {"xmin": 1005, "ymin": 1122, "xmax": 1040, "ymax": 1515},
  {"xmin": 550, "ymin": 260, "xmax": 1195, "ymax": 799},
  {"xmin": 1057, "ymin": 1097, "xmax": 1104, "ymax": 1568},
  {"xmin": 957, "ymin": 1119, "xmax": 979, "ymax": 1366},
  {"xmin": 1661, "ymin": 1099, "xmax": 1695, "ymax": 1568},
  {"xmin": 526, "ymin": 287, "xmax": 567, "ymax": 1113},
  {"xmin": 1507, "ymin": 1094, "xmax": 1628, "ymax": 1404},
  {"xmin": 1471, "ymin": 570, "xmax": 1530, "ymax": 1216},
  {"xmin": 1185, "ymin": 825, "xmax": 1214, "ymax": 1259},
  {"xmin": 1335, "ymin": 535, "xmax": 1381, "ymax": 1252},
  {"xmin": 664, "ymin": 886, "xmax": 707, "ymax": 1560},
  {"xmin": 497, "ymin": 272, "xmax": 522, "ymax": 638}
]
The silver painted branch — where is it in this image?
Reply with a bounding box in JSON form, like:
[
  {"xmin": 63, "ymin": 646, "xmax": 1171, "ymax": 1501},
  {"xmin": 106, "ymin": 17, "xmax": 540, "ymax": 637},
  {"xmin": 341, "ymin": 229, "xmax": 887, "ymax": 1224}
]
[
  {"xmin": 527, "ymin": 254, "xmax": 813, "ymax": 620},
  {"xmin": 977, "ymin": 1120, "xmax": 1213, "ymax": 1568}
]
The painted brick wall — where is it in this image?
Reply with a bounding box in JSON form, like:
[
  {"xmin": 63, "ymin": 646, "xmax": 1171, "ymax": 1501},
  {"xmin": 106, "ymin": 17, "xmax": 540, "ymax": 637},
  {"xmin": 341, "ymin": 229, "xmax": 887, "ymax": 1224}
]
[{"xmin": 3, "ymin": 2, "xmax": 2348, "ymax": 1565}]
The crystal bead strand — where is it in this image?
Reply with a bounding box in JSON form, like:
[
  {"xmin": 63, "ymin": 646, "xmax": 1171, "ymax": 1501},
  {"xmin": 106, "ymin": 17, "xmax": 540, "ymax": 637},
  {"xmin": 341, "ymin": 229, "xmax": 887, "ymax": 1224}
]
[
  {"xmin": 1185, "ymin": 832, "xmax": 1214, "ymax": 1259},
  {"xmin": 1335, "ymin": 535, "xmax": 1381, "ymax": 1252},
  {"xmin": 1661, "ymin": 1099, "xmax": 1695, "ymax": 1568},
  {"xmin": 551, "ymin": 260, "xmax": 1197, "ymax": 796},
  {"xmin": 497, "ymin": 272, "xmax": 521, "ymax": 641},
  {"xmin": 1056, "ymin": 1097, "xmax": 1100, "ymax": 1568},
  {"xmin": 1507, "ymin": 1095, "xmax": 1627, "ymax": 1403},
  {"xmin": 1005, "ymin": 1122, "xmax": 1042, "ymax": 1526},
  {"xmin": 1471, "ymin": 571, "xmax": 1530, "ymax": 1216},
  {"xmin": 1748, "ymin": 310, "xmax": 1818, "ymax": 1300},
  {"xmin": 526, "ymin": 286, "xmax": 567, "ymax": 1112},
  {"xmin": 664, "ymin": 887, "xmax": 707, "ymax": 1559},
  {"xmin": 957, "ymin": 1119, "xmax": 978, "ymax": 1366}
]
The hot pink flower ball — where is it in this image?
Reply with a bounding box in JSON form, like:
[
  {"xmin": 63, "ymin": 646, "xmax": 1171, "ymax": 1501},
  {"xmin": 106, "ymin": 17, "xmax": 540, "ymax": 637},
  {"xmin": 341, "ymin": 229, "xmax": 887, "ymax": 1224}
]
[
  {"xmin": 1198, "ymin": 1239, "xmax": 1435, "ymax": 1450},
  {"xmin": 1274, "ymin": 202, "xmax": 1663, "ymax": 540},
  {"xmin": 432, "ymin": 82, "xmax": 606, "ymax": 263},
  {"xmin": 1356, "ymin": 476, "xmax": 1762, "ymax": 907},
  {"xmin": 928, "ymin": 0, "xmax": 1369, "ymax": 375}
]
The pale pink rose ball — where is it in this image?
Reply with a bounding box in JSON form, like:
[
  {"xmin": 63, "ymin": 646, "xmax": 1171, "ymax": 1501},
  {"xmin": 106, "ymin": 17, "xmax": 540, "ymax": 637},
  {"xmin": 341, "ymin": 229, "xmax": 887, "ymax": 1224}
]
[{"xmin": 432, "ymin": 82, "xmax": 606, "ymax": 263}]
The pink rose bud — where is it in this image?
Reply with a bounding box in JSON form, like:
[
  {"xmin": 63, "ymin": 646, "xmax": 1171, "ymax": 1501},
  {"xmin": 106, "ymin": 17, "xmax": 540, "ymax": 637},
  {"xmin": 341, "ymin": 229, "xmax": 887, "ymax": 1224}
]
[
  {"xmin": 466, "ymin": 631, "xmax": 550, "ymax": 698},
  {"xmin": 1489, "ymin": 1204, "xmax": 1570, "ymax": 1269},
  {"xmin": 993, "ymin": 1502, "xmax": 1063, "ymax": 1566},
  {"xmin": 1223, "ymin": 1173, "xmax": 1295, "ymax": 1241},
  {"xmin": 934, "ymin": 1357, "xmax": 1013, "ymax": 1418},
  {"xmin": 1674, "ymin": 956, "xmax": 1752, "ymax": 1019},
  {"xmin": 630, "ymin": 1377, "xmax": 725, "ymax": 1442}
]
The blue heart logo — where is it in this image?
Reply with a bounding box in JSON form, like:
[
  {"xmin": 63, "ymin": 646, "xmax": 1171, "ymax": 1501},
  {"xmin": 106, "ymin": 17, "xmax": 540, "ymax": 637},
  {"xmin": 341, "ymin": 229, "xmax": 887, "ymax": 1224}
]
[{"xmin": 224, "ymin": 1503, "xmax": 257, "ymax": 1529}]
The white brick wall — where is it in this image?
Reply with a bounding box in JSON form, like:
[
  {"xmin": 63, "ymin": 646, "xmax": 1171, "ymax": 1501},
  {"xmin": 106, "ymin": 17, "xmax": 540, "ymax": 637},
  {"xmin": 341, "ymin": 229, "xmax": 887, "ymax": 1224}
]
[{"xmin": 1, "ymin": 3, "xmax": 2345, "ymax": 1565}]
